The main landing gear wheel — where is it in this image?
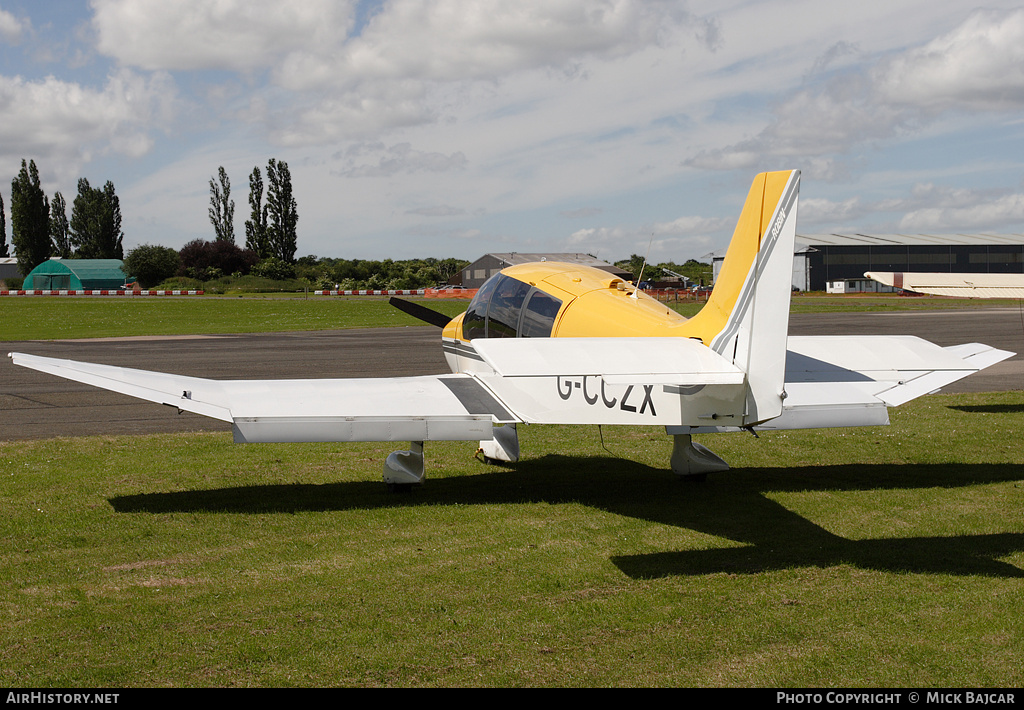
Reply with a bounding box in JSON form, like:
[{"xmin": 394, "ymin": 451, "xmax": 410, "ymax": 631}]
[
  {"xmin": 383, "ymin": 441, "xmax": 425, "ymax": 493},
  {"xmin": 476, "ymin": 423, "xmax": 520, "ymax": 466}
]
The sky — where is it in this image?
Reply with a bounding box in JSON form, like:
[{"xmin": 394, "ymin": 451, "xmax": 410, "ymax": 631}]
[{"xmin": 1, "ymin": 0, "xmax": 1023, "ymax": 264}]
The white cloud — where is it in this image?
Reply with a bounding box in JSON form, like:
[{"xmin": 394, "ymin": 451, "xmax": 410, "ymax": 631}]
[
  {"xmin": 92, "ymin": 0, "xmax": 708, "ymax": 145},
  {"xmin": 799, "ymin": 197, "xmax": 863, "ymax": 225},
  {"xmin": 92, "ymin": 0, "xmax": 701, "ymax": 86},
  {"xmin": 566, "ymin": 213, "xmax": 729, "ymax": 262},
  {"xmin": 91, "ymin": 0, "xmax": 352, "ymax": 72},
  {"xmin": 405, "ymin": 205, "xmax": 466, "ymax": 217},
  {"xmin": 0, "ymin": 69, "xmax": 176, "ymax": 184},
  {"xmin": 876, "ymin": 8, "xmax": 1024, "ymax": 111},
  {"xmin": 0, "ymin": 8, "xmax": 27, "ymax": 44},
  {"xmin": 690, "ymin": 8, "xmax": 1024, "ymax": 176},
  {"xmin": 287, "ymin": 0, "xmax": 698, "ymax": 87},
  {"xmin": 651, "ymin": 215, "xmax": 733, "ymax": 236},
  {"xmin": 333, "ymin": 142, "xmax": 468, "ymax": 178},
  {"xmin": 898, "ymin": 192, "xmax": 1024, "ymax": 231}
]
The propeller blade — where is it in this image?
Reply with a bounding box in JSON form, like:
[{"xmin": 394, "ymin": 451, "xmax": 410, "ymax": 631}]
[{"xmin": 389, "ymin": 297, "xmax": 453, "ymax": 328}]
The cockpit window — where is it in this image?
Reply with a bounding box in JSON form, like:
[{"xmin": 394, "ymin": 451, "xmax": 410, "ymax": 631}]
[
  {"xmin": 462, "ymin": 274, "xmax": 500, "ymax": 340},
  {"xmin": 519, "ymin": 290, "xmax": 562, "ymax": 338},
  {"xmin": 487, "ymin": 277, "xmax": 531, "ymax": 338},
  {"xmin": 462, "ymin": 273, "xmax": 563, "ymax": 340}
]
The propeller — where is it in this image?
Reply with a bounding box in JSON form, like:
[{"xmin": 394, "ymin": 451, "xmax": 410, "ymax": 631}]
[{"xmin": 389, "ymin": 297, "xmax": 454, "ymax": 328}]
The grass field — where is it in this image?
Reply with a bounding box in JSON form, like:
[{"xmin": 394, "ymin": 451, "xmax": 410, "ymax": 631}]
[
  {"xmin": 2, "ymin": 294, "xmax": 1022, "ymax": 686},
  {"xmin": 0, "ymin": 296, "xmax": 471, "ymax": 341},
  {"xmin": 2, "ymin": 293, "xmax": 1021, "ymax": 341},
  {"xmin": 1, "ymin": 391, "xmax": 1022, "ymax": 687}
]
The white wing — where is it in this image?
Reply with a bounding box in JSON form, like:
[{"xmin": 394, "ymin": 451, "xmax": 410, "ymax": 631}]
[
  {"xmin": 8, "ymin": 352, "xmax": 514, "ymax": 443},
  {"xmin": 10, "ymin": 333, "xmax": 1013, "ymax": 441}
]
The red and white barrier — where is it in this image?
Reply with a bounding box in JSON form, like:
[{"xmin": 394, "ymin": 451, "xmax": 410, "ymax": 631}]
[
  {"xmin": 0, "ymin": 290, "xmax": 204, "ymax": 296},
  {"xmin": 312, "ymin": 288, "xmax": 477, "ymax": 298},
  {"xmin": 313, "ymin": 289, "xmax": 426, "ymax": 296}
]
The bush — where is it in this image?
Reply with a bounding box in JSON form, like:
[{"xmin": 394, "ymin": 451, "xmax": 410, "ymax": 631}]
[
  {"xmin": 179, "ymin": 239, "xmax": 258, "ymax": 280},
  {"xmin": 123, "ymin": 244, "xmax": 181, "ymax": 288},
  {"xmin": 251, "ymin": 257, "xmax": 296, "ymax": 280}
]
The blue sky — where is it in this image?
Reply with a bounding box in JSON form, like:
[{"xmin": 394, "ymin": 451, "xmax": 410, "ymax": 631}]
[{"xmin": 2, "ymin": 0, "xmax": 1023, "ymax": 263}]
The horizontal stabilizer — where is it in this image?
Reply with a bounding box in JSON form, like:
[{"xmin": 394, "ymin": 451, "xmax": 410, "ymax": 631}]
[{"xmin": 678, "ymin": 337, "xmax": 1013, "ymax": 433}]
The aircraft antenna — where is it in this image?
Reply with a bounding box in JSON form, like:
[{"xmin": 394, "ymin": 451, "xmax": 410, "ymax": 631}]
[{"xmin": 631, "ymin": 234, "xmax": 654, "ymax": 300}]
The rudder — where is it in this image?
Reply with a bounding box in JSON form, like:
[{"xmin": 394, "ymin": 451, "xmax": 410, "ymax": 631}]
[{"xmin": 679, "ymin": 170, "xmax": 800, "ymax": 425}]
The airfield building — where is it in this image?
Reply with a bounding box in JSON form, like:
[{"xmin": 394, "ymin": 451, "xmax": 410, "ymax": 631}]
[
  {"xmin": 0, "ymin": 257, "xmax": 19, "ymax": 284},
  {"xmin": 460, "ymin": 253, "xmax": 632, "ymax": 289},
  {"xmin": 710, "ymin": 234, "xmax": 1024, "ymax": 292}
]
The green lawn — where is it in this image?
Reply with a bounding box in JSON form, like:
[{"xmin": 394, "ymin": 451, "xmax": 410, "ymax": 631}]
[
  {"xmin": 3, "ymin": 293, "xmax": 1021, "ymax": 686},
  {"xmin": 0, "ymin": 296, "xmax": 470, "ymax": 341},
  {"xmin": 2, "ymin": 293, "xmax": 1017, "ymax": 341},
  {"xmin": 2, "ymin": 391, "xmax": 1022, "ymax": 687}
]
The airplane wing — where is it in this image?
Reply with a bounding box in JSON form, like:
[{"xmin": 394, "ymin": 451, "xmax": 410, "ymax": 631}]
[
  {"xmin": 10, "ymin": 333, "xmax": 1013, "ymax": 440},
  {"xmin": 8, "ymin": 352, "xmax": 515, "ymax": 444},
  {"xmin": 866, "ymin": 271, "xmax": 1024, "ymax": 298},
  {"xmin": 9, "ymin": 339, "xmax": 750, "ymax": 436}
]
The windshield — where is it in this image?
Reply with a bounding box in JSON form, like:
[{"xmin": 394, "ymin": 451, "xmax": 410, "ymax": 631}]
[{"xmin": 462, "ymin": 274, "xmax": 562, "ymax": 340}]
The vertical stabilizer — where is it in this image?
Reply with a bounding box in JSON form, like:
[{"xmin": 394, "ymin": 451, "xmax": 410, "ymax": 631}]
[{"xmin": 680, "ymin": 170, "xmax": 800, "ymax": 425}]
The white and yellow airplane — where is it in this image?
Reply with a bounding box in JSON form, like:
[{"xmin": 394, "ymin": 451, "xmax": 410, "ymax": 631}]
[
  {"xmin": 866, "ymin": 271, "xmax": 1024, "ymax": 299},
  {"xmin": 9, "ymin": 171, "xmax": 1014, "ymax": 488}
]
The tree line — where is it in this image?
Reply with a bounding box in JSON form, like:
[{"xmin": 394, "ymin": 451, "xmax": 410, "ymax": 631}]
[
  {"xmin": 0, "ymin": 158, "xmax": 709, "ymax": 291},
  {"xmin": 1, "ymin": 159, "xmax": 124, "ymax": 277},
  {"xmin": 122, "ymin": 160, "xmax": 304, "ymax": 287},
  {"xmin": 0, "ymin": 158, "xmax": 300, "ymax": 282}
]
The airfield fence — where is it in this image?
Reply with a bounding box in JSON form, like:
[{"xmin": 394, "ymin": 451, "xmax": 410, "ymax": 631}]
[
  {"xmin": 313, "ymin": 288, "xmax": 478, "ymax": 299},
  {"xmin": 645, "ymin": 288, "xmax": 711, "ymax": 303},
  {"xmin": 0, "ymin": 290, "xmax": 204, "ymax": 296}
]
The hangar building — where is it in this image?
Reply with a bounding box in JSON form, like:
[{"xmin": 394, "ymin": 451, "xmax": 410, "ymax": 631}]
[
  {"xmin": 711, "ymin": 234, "xmax": 1024, "ymax": 292},
  {"xmin": 22, "ymin": 259, "xmax": 128, "ymax": 290},
  {"xmin": 0, "ymin": 257, "xmax": 19, "ymax": 284},
  {"xmin": 459, "ymin": 253, "xmax": 632, "ymax": 289}
]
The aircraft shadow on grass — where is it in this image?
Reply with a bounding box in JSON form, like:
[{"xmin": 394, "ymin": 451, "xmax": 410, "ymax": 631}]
[
  {"xmin": 947, "ymin": 403, "xmax": 1024, "ymax": 415},
  {"xmin": 108, "ymin": 456, "xmax": 1024, "ymax": 580}
]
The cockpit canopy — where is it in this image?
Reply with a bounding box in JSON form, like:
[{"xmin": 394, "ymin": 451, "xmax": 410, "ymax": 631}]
[{"xmin": 463, "ymin": 273, "xmax": 563, "ymax": 340}]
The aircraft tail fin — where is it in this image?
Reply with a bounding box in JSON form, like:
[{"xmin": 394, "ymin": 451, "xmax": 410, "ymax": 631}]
[{"xmin": 680, "ymin": 170, "xmax": 800, "ymax": 425}]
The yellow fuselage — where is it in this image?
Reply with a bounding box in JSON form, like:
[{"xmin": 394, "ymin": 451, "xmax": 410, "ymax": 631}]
[{"xmin": 443, "ymin": 262, "xmax": 692, "ymax": 343}]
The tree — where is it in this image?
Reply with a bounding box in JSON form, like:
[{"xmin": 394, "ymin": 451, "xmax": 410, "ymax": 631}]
[
  {"xmin": 122, "ymin": 244, "xmax": 180, "ymax": 287},
  {"xmin": 266, "ymin": 158, "xmax": 298, "ymax": 263},
  {"xmin": 251, "ymin": 256, "xmax": 296, "ymax": 280},
  {"xmin": 616, "ymin": 254, "xmax": 647, "ymax": 282},
  {"xmin": 178, "ymin": 238, "xmax": 257, "ymax": 280},
  {"xmin": 208, "ymin": 166, "xmax": 235, "ymax": 243},
  {"xmin": 50, "ymin": 192, "xmax": 72, "ymax": 258},
  {"xmin": 244, "ymin": 167, "xmax": 269, "ymax": 259},
  {"xmin": 70, "ymin": 178, "xmax": 123, "ymax": 259},
  {"xmin": 10, "ymin": 159, "xmax": 51, "ymax": 275},
  {"xmin": 0, "ymin": 190, "xmax": 8, "ymax": 258}
]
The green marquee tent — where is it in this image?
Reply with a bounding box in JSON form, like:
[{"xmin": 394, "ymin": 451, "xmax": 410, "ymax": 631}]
[{"xmin": 22, "ymin": 259, "xmax": 128, "ymax": 290}]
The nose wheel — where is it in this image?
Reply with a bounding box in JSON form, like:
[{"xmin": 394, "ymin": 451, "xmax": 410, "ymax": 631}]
[{"xmin": 670, "ymin": 433, "xmax": 729, "ymax": 481}]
